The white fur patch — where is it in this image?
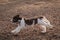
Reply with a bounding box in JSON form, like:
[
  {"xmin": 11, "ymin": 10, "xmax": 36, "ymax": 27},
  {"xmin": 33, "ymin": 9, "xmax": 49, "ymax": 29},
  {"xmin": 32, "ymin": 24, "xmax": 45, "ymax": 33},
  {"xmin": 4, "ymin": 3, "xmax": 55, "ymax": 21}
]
[
  {"xmin": 11, "ymin": 18, "xmax": 25, "ymax": 34},
  {"xmin": 37, "ymin": 16, "xmax": 53, "ymax": 33}
]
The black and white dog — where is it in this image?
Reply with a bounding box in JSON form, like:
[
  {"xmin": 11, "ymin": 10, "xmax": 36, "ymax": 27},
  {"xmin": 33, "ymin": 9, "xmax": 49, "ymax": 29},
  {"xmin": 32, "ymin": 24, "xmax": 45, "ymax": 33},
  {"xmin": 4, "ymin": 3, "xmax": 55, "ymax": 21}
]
[{"xmin": 11, "ymin": 15, "xmax": 53, "ymax": 34}]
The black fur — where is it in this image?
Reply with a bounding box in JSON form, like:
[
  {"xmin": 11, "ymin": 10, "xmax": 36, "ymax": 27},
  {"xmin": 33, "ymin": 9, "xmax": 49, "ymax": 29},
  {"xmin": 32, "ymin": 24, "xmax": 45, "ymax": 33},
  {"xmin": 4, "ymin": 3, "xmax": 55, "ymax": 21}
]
[
  {"xmin": 24, "ymin": 18, "xmax": 38, "ymax": 25},
  {"xmin": 12, "ymin": 15, "xmax": 43, "ymax": 25},
  {"xmin": 32, "ymin": 18, "xmax": 37, "ymax": 25},
  {"xmin": 39, "ymin": 17, "xmax": 43, "ymax": 19},
  {"xmin": 12, "ymin": 15, "xmax": 22, "ymax": 22},
  {"xmin": 24, "ymin": 19, "xmax": 33, "ymax": 25}
]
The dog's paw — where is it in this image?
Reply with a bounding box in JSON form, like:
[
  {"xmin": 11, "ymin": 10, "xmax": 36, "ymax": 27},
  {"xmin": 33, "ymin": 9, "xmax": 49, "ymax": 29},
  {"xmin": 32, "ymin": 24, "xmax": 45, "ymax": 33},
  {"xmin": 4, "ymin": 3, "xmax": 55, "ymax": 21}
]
[{"xmin": 41, "ymin": 31, "xmax": 46, "ymax": 33}]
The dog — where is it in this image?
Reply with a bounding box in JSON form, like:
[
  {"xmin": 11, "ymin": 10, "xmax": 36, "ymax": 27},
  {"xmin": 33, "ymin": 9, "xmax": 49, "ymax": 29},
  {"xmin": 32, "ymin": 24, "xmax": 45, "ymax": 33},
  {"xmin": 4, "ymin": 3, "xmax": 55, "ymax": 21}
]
[{"xmin": 11, "ymin": 15, "xmax": 53, "ymax": 34}]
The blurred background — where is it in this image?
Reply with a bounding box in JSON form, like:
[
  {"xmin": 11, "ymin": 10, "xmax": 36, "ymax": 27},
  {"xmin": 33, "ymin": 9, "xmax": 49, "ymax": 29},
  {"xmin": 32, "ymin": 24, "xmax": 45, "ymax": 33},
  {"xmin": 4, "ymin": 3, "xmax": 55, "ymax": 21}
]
[{"xmin": 0, "ymin": 0, "xmax": 60, "ymax": 40}]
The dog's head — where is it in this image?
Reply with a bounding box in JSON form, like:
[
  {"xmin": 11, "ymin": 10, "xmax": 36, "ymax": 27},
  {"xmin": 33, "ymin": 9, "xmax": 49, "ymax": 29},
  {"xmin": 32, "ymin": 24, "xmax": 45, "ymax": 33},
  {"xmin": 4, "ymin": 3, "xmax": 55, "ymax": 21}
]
[{"xmin": 11, "ymin": 15, "xmax": 22, "ymax": 23}]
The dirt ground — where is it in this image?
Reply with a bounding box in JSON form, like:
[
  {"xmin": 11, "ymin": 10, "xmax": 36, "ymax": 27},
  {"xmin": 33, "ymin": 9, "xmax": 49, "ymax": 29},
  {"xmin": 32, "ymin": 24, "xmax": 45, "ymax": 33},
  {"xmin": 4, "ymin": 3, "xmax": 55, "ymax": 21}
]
[{"xmin": 0, "ymin": 0, "xmax": 60, "ymax": 40}]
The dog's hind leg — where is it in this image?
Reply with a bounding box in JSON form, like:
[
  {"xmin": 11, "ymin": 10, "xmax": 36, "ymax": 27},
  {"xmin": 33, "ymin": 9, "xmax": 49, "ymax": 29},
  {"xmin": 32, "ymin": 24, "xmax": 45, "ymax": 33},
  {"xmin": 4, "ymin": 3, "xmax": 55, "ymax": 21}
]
[{"xmin": 40, "ymin": 25, "xmax": 46, "ymax": 33}]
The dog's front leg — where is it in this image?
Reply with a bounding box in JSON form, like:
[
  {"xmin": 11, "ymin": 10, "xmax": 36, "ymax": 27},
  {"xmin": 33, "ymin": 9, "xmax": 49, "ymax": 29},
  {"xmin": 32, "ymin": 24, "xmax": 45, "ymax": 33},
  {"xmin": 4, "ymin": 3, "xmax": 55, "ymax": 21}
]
[
  {"xmin": 11, "ymin": 24, "xmax": 22, "ymax": 34},
  {"xmin": 11, "ymin": 18, "xmax": 25, "ymax": 34}
]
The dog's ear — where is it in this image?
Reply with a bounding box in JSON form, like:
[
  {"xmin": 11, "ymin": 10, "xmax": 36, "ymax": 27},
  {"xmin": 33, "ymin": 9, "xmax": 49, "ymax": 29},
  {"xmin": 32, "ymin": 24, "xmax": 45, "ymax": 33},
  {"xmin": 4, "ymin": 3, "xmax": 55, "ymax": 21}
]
[
  {"xmin": 12, "ymin": 15, "xmax": 20, "ymax": 22},
  {"xmin": 39, "ymin": 16, "xmax": 43, "ymax": 19},
  {"xmin": 15, "ymin": 15, "xmax": 19, "ymax": 17},
  {"xmin": 13, "ymin": 15, "xmax": 19, "ymax": 18}
]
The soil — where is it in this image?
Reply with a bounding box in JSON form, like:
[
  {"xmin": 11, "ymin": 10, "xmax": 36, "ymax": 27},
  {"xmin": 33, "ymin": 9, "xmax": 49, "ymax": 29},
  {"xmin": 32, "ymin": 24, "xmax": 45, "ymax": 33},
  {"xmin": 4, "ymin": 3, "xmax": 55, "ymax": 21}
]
[{"xmin": 0, "ymin": 0, "xmax": 60, "ymax": 40}]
